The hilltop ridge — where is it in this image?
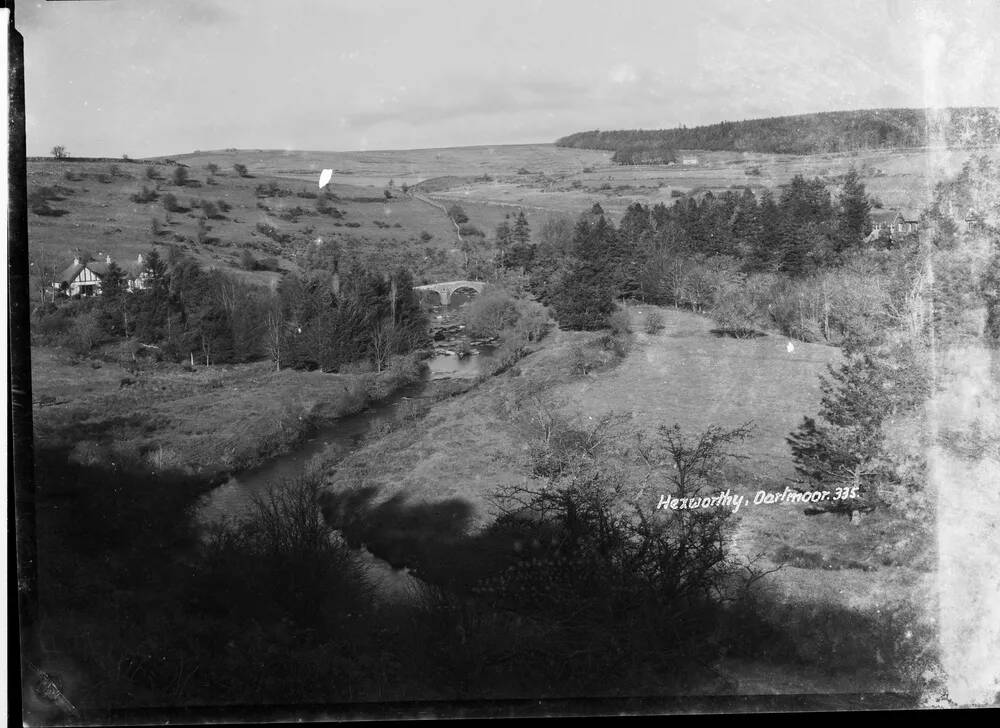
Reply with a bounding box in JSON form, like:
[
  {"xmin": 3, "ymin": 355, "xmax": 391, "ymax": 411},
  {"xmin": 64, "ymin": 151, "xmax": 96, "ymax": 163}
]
[{"xmin": 556, "ymin": 107, "xmax": 1000, "ymax": 160}]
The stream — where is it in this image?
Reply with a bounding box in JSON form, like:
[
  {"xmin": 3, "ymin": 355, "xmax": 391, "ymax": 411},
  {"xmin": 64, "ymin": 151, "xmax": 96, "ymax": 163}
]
[{"xmin": 195, "ymin": 305, "xmax": 496, "ymax": 603}]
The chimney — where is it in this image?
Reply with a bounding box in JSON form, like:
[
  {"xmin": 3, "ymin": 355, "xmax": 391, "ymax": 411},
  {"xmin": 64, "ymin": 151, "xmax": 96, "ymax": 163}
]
[
  {"xmin": 137, "ymin": 253, "xmax": 144, "ymax": 265},
  {"xmin": 73, "ymin": 256, "xmax": 80, "ymax": 265},
  {"xmin": 106, "ymin": 254, "xmax": 113, "ymax": 264}
]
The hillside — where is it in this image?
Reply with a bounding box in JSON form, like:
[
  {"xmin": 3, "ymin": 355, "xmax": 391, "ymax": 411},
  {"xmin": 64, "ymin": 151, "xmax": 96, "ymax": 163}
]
[
  {"xmin": 25, "ymin": 157, "xmax": 476, "ymax": 302},
  {"xmin": 556, "ymin": 107, "xmax": 1000, "ymax": 157}
]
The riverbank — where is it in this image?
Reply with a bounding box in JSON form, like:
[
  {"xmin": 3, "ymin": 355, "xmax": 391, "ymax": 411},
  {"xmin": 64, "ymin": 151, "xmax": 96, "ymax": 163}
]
[{"xmin": 31, "ymin": 346, "xmax": 429, "ymax": 479}]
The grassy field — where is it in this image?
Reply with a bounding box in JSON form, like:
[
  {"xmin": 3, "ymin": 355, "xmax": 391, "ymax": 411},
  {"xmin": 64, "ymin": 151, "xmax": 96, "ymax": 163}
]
[
  {"xmin": 26, "ymin": 158, "xmax": 472, "ymax": 301},
  {"xmin": 30, "ymin": 346, "xmax": 425, "ymax": 476},
  {"xmin": 319, "ymin": 305, "xmax": 935, "ymax": 691},
  {"xmin": 28, "ymin": 144, "xmax": 999, "ymax": 305}
]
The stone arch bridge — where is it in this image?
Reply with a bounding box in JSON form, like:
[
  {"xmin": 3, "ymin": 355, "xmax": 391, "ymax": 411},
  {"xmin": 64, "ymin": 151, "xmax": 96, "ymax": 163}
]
[{"xmin": 413, "ymin": 280, "xmax": 486, "ymax": 305}]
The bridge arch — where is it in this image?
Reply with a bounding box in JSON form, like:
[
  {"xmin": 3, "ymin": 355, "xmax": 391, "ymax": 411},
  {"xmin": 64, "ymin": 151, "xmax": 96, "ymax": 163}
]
[{"xmin": 413, "ymin": 280, "xmax": 486, "ymax": 305}]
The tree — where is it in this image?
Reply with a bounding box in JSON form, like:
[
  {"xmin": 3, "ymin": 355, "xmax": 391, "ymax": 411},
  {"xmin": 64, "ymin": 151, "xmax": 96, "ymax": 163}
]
[
  {"xmin": 485, "ymin": 409, "xmax": 767, "ymax": 673},
  {"xmin": 51, "ymin": 145, "xmax": 67, "ymax": 159},
  {"xmin": 233, "ymin": 163, "xmax": 249, "ymax": 178},
  {"xmin": 205, "ymin": 163, "xmax": 220, "ymax": 175},
  {"xmin": 550, "ymin": 256, "xmax": 615, "ymax": 330},
  {"xmin": 836, "ymin": 166, "xmax": 872, "ymax": 252},
  {"xmin": 512, "ymin": 210, "xmax": 531, "ymax": 245},
  {"xmin": 981, "ymin": 251, "xmax": 1000, "ymax": 345},
  {"xmin": 446, "ymin": 204, "xmax": 468, "ymax": 224},
  {"xmin": 495, "ymin": 217, "xmax": 513, "ymax": 250},
  {"xmin": 172, "ymin": 166, "xmax": 189, "ymax": 186},
  {"xmin": 162, "ymin": 193, "xmax": 181, "ymax": 213},
  {"xmin": 787, "ymin": 345, "xmax": 929, "ymax": 517}
]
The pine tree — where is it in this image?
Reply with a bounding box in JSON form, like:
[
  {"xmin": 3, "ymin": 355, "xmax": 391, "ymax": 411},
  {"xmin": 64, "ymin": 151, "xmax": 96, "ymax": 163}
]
[
  {"xmin": 512, "ymin": 210, "xmax": 531, "ymax": 245},
  {"xmin": 787, "ymin": 346, "xmax": 929, "ymax": 516},
  {"xmin": 836, "ymin": 166, "xmax": 872, "ymax": 252}
]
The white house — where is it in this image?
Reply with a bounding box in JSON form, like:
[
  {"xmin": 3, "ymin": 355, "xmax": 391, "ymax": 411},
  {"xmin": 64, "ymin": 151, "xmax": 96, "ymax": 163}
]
[
  {"xmin": 54, "ymin": 253, "xmax": 150, "ymax": 296},
  {"xmin": 866, "ymin": 209, "xmax": 920, "ymax": 242}
]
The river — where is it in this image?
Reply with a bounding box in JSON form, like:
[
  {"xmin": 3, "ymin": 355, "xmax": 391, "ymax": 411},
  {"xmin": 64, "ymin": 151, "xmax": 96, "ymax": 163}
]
[{"xmin": 195, "ymin": 329, "xmax": 497, "ymax": 603}]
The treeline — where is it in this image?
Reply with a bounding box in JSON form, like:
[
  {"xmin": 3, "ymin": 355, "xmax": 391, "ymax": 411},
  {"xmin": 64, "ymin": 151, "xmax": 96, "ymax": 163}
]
[
  {"xmin": 32, "ymin": 246, "xmax": 429, "ymax": 372},
  {"xmin": 499, "ymin": 165, "xmax": 989, "ymax": 350},
  {"xmin": 506, "ymin": 170, "xmax": 885, "ymax": 333},
  {"xmin": 556, "ymin": 107, "xmax": 1000, "ymax": 156},
  {"xmin": 610, "ymin": 141, "xmax": 676, "ymax": 165}
]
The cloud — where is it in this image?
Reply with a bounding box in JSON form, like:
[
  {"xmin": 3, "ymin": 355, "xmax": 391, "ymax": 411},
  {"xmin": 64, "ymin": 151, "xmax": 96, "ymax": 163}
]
[{"xmin": 609, "ymin": 63, "xmax": 638, "ymax": 85}]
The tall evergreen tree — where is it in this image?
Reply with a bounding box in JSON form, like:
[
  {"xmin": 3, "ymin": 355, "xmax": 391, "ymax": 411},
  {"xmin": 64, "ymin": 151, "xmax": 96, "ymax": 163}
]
[
  {"xmin": 836, "ymin": 166, "xmax": 872, "ymax": 252},
  {"xmin": 512, "ymin": 210, "xmax": 531, "ymax": 245}
]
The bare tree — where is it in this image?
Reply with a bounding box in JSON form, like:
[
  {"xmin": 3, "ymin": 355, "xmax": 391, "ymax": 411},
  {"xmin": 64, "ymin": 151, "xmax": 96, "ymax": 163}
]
[{"xmin": 264, "ymin": 305, "xmax": 285, "ymax": 372}]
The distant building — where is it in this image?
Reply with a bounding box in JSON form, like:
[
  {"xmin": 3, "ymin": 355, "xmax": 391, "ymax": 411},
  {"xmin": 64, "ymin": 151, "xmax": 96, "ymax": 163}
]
[
  {"xmin": 681, "ymin": 156, "xmax": 699, "ymax": 166},
  {"xmin": 53, "ymin": 253, "xmax": 149, "ymax": 297},
  {"xmin": 867, "ymin": 209, "xmax": 920, "ymax": 242}
]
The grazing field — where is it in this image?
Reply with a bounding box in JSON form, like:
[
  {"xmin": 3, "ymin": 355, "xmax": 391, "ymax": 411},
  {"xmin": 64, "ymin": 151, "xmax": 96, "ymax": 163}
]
[
  {"xmin": 30, "ymin": 346, "xmax": 425, "ymax": 475},
  {"xmin": 29, "ymin": 144, "xmax": 999, "ymax": 304},
  {"xmin": 177, "ymin": 143, "xmax": 1000, "ymax": 220},
  {"xmin": 319, "ymin": 304, "xmax": 934, "ymax": 692},
  {"xmin": 26, "ymin": 158, "xmax": 470, "ymax": 302}
]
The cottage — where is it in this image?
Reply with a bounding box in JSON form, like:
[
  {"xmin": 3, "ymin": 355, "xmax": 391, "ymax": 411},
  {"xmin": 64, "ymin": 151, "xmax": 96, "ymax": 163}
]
[
  {"xmin": 866, "ymin": 209, "xmax": 920, "ymax": 242},
  {"xmin": 870, "ymin": 209, "xmax": 920, "ymax": 234},
  {"xmin": 681, "ymin": 156, "xmax": 699, "ymax": 166},
  {"xmin": 53, "ymin": 253, "xmax": 149, "ymax": 296}
]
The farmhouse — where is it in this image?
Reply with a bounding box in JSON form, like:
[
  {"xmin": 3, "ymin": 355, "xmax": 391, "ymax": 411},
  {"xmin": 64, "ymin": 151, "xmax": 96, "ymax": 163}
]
[
  {"xmin": 866, "ymin": 209, "xmax": 920, "ymax": 243},
  {"xmin": 870, "ymin": 209, "xmax": 920, "ymax": 235},
  {"xmin": 54, "ymin": 253, "xmax": 150, "ymax": 297}
]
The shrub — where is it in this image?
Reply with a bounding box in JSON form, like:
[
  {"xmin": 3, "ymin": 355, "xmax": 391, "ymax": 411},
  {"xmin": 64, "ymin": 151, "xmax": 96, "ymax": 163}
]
[
  {"xmin": 201, "ymin": 200, "xmax": 222, "ymax": 219},
  {"xmin": 464, "ymin": 289, "xmax": 520, "ymax": 339},
  {"xmin": 240, "ymin": 249, "xmax": 258, "ymax": 271},
  {"xmin": 458, "ymin": 224, "xmax": 485, "ymax": 238},
  {"xmin": 644, "ymin": 311, "xmax": 665, "ymax": 334},
  {"xmin": 197, "ymin": 472, "xmax": 372, "ymax": 632},
  {"xmin": 233, "ymin": 163, "xmax": 249, "ymax": 177},
  {"xmin": 145, "ymin": 165, "xmax": 161, "ymax": 180},
  {"xmin": 162, "ymin": 193, "xmax": 182, "ymax": 212},
  {"xmin": 172, "ymin": 166, "xmax": 189, "ymax": 186},
  {"xmin": 480, "ymin": 418, "xmax": 762, "ymax": 679},
  {"xmin": 420, "ymin": 231, "xmax": 433, "ymax": 242},
  {"xmin": 446, "ymin": 204, "xmax": 469, "ymax": 224},
  {"xmin": 130, "ymin": 185, "xmax": 158, "ymax": 203},
  {"xmin": 606, "ymin": 307, "xmax": 631, "ymax": 336}
]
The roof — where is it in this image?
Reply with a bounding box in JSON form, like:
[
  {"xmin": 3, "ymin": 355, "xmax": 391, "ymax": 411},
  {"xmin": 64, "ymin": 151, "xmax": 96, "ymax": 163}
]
[
  {"xmin": 870, "ymin": 210, "xmax": 899, "ymax": 224},
  {"xmin": 899, "ymin": 209, "xmax": 920, "ymax": 222},
  {"xmin": 57, "ymin": 262, "xmax": 85, "ymax": 284},
  {"xmin": 57, "ymin": 260, "xmax": 110, "ymax": 284}
]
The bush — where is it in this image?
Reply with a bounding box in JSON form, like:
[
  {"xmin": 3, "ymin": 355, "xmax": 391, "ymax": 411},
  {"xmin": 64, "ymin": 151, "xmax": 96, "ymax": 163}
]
[
  {"xmin": 419, "ymin": 231, "xmax": 433, "ymax": 242},
  {"xmin": 195, "ymin": 473, "xmax": 373, "ymax": 651},
  {"xmin": 480, "ymin": 417, "xmax": 762, "ymax": 680},
  {"xmin": 239, "ymin": 249, "xmax": 258, "ymax": 270},
  {"xmin": 233, "ymin": 163, "xmax": 249, "ymax": 178},
  {"xmin": 172, "ymin": 166, "xmax": 189, "ymax": 186},
  {"xmin": 201, "ymin": 200, "xmax": 223, "ymax": 219},
  {"xmin": 606, "ymin": 307, "xmax": 631, "ymax": 335},
  {"xmin": 644, "ymin": 311, "xmax": 665, "ymax": 334},
  {"xmin": 162, "ymin": 193, "xmax": 182, "ymax": 213},
  {"xmin": 130, "ymin": 185, "xmax": 158, "ymax": 203},
  {"xmin": 446, "ymin": 204, "xmax": 469, "ymax": 224},
  {"xmin": 458, "ymin": 224, "xmax": 485, "ymax": 238},
  {"xmin": 463, "ymin": 288, "xmax": 519, "ymax": 339}
]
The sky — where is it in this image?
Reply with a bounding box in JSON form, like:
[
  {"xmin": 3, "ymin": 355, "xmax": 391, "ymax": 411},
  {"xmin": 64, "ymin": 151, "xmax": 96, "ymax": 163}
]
[{"xmin": 18, "ymin": 0, "xmax": 1000, "ymax": 157}]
